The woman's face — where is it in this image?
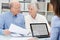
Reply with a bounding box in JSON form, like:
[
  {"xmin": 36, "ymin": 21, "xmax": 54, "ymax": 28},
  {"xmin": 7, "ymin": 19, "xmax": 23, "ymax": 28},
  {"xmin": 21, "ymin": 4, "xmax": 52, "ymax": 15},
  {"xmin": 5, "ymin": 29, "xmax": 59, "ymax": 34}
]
[
  {"xmin": 28, "ymin": 5, "xmax": 37, "ymax": 16},
  {"xmin": 49, "ymin": 3, "xmax": 53, "ymax": 12}
]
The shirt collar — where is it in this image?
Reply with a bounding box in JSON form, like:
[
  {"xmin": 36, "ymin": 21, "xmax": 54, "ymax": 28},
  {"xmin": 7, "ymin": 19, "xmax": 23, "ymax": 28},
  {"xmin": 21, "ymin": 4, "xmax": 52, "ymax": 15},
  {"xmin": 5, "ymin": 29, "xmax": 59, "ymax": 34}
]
[
  {"xmin": 9, "ymin": 12, "xmax": 18, "ymax": 17},
  {"xmin": 29, "ymin": 14, "xmax": 38, "ymax": 20}
]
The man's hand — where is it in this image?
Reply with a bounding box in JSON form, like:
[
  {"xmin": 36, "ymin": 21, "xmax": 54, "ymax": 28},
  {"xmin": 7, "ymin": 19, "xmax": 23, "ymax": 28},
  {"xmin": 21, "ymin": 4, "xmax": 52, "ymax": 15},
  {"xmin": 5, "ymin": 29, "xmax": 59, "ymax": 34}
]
[{"xmin": 3, "ymin": 29, "xmax": 11, "ymax": 35}]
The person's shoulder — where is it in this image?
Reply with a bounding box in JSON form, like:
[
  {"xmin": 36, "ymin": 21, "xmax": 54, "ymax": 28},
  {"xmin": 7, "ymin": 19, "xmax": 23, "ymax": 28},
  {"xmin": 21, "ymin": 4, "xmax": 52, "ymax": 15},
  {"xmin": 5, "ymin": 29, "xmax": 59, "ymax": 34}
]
[
  {"xmin": 24, "ymin": 14, "xmax": 31, "ymax": 20},
  {"xmin": 37, "ymin": 14, "xmax": 46, "ymax": 18},
  {"xmin": 1, "ymin": 12, "xmax": 10, "ymax": 16},
  {"xmin": 0, "ymin": 12, "xmax": 9, "ymax": 19},
  {"xmin": 51, "ymin": 15, "xmax": 60, "ymax": 27},
  {"xmin": 24, "ymin": 14, "xmax": 30, "ymax": 17},
  {"xmin": 51, "ymin": 15, "xmax": 60, "ymax": 25},
  {"xmin": 0, "ymin": 12, "xmax": 9, "ymax": 17},
  {"xmin": 52, "ymin": 15, "xmax": 60, "ymax": 21},
  {"xmin": 18, "ymin": 13, "xmax": 26, "ymax": 19},
  {"xmin": 18, "ymin": 13, "xmax": 24, "ymax": 17}
]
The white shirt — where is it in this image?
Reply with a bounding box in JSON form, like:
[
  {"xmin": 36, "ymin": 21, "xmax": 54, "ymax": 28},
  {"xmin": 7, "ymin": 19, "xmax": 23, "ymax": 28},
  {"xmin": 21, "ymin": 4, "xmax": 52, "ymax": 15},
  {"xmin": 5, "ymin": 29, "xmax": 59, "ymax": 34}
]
[{"xmin": 24, "ymin": 14, "xmax": 50, "ymax": 33}]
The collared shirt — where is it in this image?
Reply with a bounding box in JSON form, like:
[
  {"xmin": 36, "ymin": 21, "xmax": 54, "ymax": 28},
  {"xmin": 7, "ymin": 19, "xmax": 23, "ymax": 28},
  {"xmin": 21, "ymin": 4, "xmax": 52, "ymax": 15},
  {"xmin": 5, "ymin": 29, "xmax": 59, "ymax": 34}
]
[
  {"xmin": 0, "ymin": 12, "xmax": 25, "ymax": 35},
  {"xmin": 24, "ymin": 14, "xmax": 50, "ymax": 34},
  {"xmin": 50, "ymin": 16, "xmax": 60, "ymax": 40}
]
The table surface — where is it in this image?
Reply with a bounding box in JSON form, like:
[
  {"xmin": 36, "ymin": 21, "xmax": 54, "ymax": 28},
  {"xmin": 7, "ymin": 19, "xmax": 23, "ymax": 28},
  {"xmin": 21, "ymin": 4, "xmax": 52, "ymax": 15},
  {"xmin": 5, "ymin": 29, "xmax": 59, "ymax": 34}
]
[{"xmin": 0, "ymin": 35, "xmax": 50, "ymax": 40}]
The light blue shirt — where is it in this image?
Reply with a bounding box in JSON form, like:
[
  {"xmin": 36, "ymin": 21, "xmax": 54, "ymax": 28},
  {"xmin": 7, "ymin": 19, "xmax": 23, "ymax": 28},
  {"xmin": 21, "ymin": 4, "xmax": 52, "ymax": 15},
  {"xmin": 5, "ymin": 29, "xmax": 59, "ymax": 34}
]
[
  {"xmin": 50, "ymin": 16, "xmax": 60, "ymax": 40},
  {"xmin": 0, "ymin": 12, "xmax": 25, "ymax": 35}
]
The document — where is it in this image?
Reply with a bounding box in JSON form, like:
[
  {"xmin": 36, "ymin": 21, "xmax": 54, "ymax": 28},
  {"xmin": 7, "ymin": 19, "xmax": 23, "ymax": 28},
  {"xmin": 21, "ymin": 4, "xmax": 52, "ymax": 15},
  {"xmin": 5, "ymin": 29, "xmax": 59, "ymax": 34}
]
[{"xmin": 9, "ymin": 24, "xmax": 29, "ymax": 36}]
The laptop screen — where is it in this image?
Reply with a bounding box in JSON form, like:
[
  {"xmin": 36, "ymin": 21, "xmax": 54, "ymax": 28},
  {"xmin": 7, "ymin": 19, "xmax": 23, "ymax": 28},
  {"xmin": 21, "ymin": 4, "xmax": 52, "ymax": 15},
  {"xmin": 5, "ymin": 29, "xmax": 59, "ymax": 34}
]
[{"xmin": 30, "ymin": 23, "xmax": 49, "ymax": 38}]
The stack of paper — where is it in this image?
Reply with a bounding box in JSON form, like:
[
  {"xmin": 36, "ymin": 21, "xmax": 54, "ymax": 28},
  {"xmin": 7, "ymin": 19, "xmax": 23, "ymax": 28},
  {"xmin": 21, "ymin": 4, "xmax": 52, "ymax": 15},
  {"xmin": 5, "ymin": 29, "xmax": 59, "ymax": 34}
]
[{"xmin": 9, "ymin": 24, "xmax": 29, "ymax": 36}]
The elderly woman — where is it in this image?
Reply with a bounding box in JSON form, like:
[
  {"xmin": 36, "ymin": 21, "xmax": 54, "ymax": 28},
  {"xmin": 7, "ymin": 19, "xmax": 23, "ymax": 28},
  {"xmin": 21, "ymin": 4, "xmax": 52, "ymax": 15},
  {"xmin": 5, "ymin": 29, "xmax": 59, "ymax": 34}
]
[
  {"xmin": 24, "ymin": 4, "xmax": 50, "ymax": 40},
  {"xmin": 25, "ymin": 3, "xmax": 50, "ymax": 40},
  {"xmin": 25, "ymin": 3, "xmax": 50, "ymax": 34}
]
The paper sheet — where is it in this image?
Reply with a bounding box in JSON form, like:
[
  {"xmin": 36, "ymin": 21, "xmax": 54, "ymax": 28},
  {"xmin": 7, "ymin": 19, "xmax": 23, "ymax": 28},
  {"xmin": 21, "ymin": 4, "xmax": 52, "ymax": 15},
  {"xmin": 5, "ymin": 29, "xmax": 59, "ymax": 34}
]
[{"xmin": 9, "ymin": 24, "xmax": 29, "ymax": 36}]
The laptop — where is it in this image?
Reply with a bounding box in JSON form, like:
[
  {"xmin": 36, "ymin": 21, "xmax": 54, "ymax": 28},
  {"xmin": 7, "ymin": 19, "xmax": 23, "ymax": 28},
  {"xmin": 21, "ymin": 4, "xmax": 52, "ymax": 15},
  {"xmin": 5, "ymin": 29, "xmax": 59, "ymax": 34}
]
[{"xmin": 30, "ymin": 23, "xmax": 50, "ymax": 38}]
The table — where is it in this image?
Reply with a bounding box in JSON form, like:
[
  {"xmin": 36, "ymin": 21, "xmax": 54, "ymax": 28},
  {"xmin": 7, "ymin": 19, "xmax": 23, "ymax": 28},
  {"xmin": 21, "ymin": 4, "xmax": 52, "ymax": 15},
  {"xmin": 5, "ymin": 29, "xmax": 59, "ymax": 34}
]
[{"xmin": 0, "ymin": 35, "xmax": 50, "ymax": 40}]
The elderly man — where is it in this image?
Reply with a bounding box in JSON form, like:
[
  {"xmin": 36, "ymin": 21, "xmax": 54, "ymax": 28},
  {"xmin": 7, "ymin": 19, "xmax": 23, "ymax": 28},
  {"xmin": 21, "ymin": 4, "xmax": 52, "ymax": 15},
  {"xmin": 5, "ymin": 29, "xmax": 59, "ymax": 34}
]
[
  {"xmin": 0, "ymin": 2, "xmax": 25, "ymax": 35},
  {"xmin": 25, "ymin": 3, "xmax": 50, "ymax": 35}
]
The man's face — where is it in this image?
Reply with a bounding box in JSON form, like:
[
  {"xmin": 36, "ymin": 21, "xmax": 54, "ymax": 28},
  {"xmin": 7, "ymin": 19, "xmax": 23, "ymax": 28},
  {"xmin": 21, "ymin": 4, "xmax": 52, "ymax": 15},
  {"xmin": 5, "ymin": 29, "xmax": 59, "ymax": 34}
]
[{"xmin": 11, "ymin": 3, "xmax": 21, "ymax": 15}]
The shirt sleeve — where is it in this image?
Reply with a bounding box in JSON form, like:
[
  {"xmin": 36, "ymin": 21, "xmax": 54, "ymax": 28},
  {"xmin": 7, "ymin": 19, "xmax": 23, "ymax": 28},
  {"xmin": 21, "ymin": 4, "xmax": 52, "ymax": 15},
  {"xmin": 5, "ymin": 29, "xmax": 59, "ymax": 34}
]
[
  {"xmin": 50, "ymin": 27, "xmax": 59, "ymax": 40},
  {"xmin": 50, "ymin": 16, "xmax": 60, "ymax": 40},
  {"xmin": 0, "ymin": 15, "xmax": 5, "ymax": 35}
]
